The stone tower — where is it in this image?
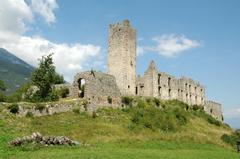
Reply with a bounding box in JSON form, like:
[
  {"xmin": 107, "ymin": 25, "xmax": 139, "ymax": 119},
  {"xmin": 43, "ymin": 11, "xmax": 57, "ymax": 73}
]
[{"xmin": 108, "ymin": 20, "xmax": 136, "ymax": 95}]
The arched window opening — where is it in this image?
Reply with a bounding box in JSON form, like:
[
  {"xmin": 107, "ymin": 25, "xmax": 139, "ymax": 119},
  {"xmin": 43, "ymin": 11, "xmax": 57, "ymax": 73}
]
[{"xmin": 78, "ymin": 78, "xmax": 85, "ymax": 98}]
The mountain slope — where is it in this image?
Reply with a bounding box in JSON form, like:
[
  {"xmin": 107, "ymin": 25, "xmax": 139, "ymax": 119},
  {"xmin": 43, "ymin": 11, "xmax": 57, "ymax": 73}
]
[{"xmin": 0, "ymin": 48, "xmax": 34, "ymax": 94}]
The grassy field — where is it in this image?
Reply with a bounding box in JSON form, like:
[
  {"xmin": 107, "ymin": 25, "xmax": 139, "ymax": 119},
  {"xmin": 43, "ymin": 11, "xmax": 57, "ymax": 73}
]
[{"xmin": 0, "ymin": 99, "xmax": 239, "ymax": 159}]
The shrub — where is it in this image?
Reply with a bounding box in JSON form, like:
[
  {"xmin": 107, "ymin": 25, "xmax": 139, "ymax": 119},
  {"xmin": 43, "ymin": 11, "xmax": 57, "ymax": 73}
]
[
  {"xmin": 0, "ymin": 93, "xmax": 6, "ymax": 102},
  {"xmin": 8, "ymin": 103, "xmax": 19, "ymax": 114},
  {"xmin": 221, "ymin": 133, "xmax": 239, "ymax": 146},
  {"xmin": 192, "ymin": 105, "xmax": 204, "ymax": 111},
  {"xmin": 146, "ymin": 97, "xmax": 152, "ymax": 104},
  {"xmin": 58, "ymin": 87, "xmax": 69, "ymax": 98},
  {"xmin": 129, "ymin": 100, "xmax": 189, "ymax": 132},
  {"xmin": 107, "ymin": 96, "xmax": 112, "ymax": 104},
  {"xmin": 121, "ymin": 96, "xmax": 134, "ymax": 106},
  {"xmin": 153, "ymin": 98, "xmax": 160, "ymax": 107},
  {"xmin": 29, "ymin": 88, "xmax": 59, "ymax": 103},
  {"xmin": 73, "ymin": 108, "xmax": 80, "ymax": 114},
  {"xmin": 92, "ymin": 111, "xmax": 97, "ymax": 118},
  {"xmin": 48, "ymin": 90, "xmax": 59, "ymax": 101},
  {"xmin": 192, "ymin": 109, "xmax": 222, "ymax": 126},
  {"xmin": 207, "ymin": 116, "xmax": 221, "ymax": 126},
  {"xmin": 35, "ymin": 103, "xmax": 45, "ymax": 112},
  {"xmin": 26, "ymin": 111, "xmax": 34, "ymax": 118}
]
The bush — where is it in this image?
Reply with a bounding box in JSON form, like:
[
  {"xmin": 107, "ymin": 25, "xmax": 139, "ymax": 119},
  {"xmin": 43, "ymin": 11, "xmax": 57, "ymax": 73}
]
[
  {"xmin": 8, "ymin": 103, "xmax": 19, "ymax": 114},
  {"xmin": 121, "ymin": 96, "xmax": 134, "ymax": 106},
  {"xmin": 153, "ymin": 98, "xmax": 160, "ymax": 107},
  {"xmin": 107, "ymin": 96, "xmax": 112, "ymax": 104},
  {"xmin": 207, "ymin": 116, "xmax": 221, "ymax": 126},
  {"xmin": 30, "ymin": 89, "xmax": 59, "ymax": 102},
  {"xmin": 73, "ymin": 108, "xmax": 80, "ymax": 114},
  {"xmin": 129, "ymin": 99, "xmax": 189, "ymax": 132},
  {"xmin": 0, "ymin": 93, "xmax": 6, "ymax": 102},
  {"xmin": 192, "ymin": 105, "xmax": 204, "ymax": 111},
  {"xmin": 221, "ymin": 133, "xmax": 239, "ymax": 146},
  {"xmin": 92, "ymin": 111, "xmax": 97, "ymax": 118},
  {"xmin": 35, "ymin": 103, "xmax": 45, "ymax": 112},
  {"xmin": 26, "ymin": 111, "xmax": 34, "ymax": 118},
  {"xmin": 192, "ymin": 109, "xmax": 222, "ymax": 126},
  {"xmin": 58, "ymin": 87, "xmax": 69, "ymax": 98}
]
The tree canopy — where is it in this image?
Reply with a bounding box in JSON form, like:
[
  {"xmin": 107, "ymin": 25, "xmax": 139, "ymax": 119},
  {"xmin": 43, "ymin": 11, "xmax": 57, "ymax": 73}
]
[{"xmin": 31, "ymin": 53, "xmax": 64, "ymax": 101}]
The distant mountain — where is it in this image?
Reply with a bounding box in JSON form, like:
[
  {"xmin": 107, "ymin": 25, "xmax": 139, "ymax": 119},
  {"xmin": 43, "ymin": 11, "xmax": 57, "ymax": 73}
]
[{"xmin": 0, "ymin": 48, "xmax": 34, "ymax": 95}]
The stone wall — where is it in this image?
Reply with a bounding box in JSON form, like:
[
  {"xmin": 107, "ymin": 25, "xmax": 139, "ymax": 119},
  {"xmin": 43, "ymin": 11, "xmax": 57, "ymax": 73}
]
[
  {"xmin": 15, "ymin": 98, "xmax": 121, "ymax": 117},
  {"xmin": 18, "ymin": 101, "xmax": 77, "ymax": 117},
  {"xmin": 108, "ymin": 19, "xmax": 136, "ymax": 95},
  {"xmin": 136, "ymin": 60, "xmax": 205, "ymax": 106},
  {"xmin": 204, "ymin": 100, "xmax": 223, "ymax": 121},
  {"xmin": 71, "ymin": 71, "xmax": 121, "ymax": 108}
]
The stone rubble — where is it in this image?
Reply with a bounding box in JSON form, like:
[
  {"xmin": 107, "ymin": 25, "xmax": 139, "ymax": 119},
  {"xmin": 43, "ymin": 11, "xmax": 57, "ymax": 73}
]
[{"xmin": 10, "ymin": 132, "xmax": 80, "ymax": 146}]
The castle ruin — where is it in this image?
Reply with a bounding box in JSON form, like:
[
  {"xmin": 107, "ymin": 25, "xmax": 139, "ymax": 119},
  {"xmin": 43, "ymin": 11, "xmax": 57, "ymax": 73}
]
[{"xmin": 71, "ymin": 20, "xmax": 223, "ymax": 121}]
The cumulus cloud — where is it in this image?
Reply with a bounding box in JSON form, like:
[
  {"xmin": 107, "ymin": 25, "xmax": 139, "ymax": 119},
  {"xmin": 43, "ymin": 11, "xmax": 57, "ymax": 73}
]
[
  {"xmin": 138, "ymin": 34, "xmax": 201, "ymax": 57},
  {"xmin": 0, "ymin": 0, "xmax": 103, "ymax": 82},
  {"xmin": 30, "ymin": 0, "xmax": 58, "ymax": 24},
  {"xmin": 0, "ymin": 36, "xmax": 102, "ymax": 82},
  {"xmin": 0, "ymin": 0, "xmax": 33, "ymax": 40}
]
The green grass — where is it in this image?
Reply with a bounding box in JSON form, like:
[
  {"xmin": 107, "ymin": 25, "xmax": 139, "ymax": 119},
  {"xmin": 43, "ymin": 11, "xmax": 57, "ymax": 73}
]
[
  {"xmin": 1, "ymin": 141, "xmax": 239, "ymax": 159},
  {"xmin": 0, "ymin": 99, "xmax": 239, "ymax": 158}
]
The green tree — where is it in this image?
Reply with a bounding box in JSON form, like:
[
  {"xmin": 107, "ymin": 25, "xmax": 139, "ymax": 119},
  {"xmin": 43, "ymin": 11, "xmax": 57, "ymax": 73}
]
[
  {"xmin": 53, "ymin": 73, "xmax": 65, "ymax": 84},
  {"xmin": 31, "ymin": 53, "xmax": 62, "ymax": 101}
]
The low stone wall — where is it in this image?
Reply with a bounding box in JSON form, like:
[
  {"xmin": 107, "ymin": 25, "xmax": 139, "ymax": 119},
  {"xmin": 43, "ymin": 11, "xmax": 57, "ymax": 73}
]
[
  {"xmin": 17, "ymin": 99, "xmax": 84, "ymax": 117},
  {"xmin": 14, "ymin": 97, "xmax": 121, "ymax": 117}
]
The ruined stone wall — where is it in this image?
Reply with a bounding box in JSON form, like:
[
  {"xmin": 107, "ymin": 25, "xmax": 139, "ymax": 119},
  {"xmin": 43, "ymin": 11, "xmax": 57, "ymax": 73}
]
[
  {"xmin": 204, "ymin": 100, "xmax": 223, "ymax": 121},
  {"xmin": 108, "ymin": 19, "xmax": 136, "ymax": 95},
  {"xmin": 136, "ymin": 60, "xmax": 205, "ymax": 106},
  {"xmin": 178, "ymin": 77, "xmax": 205, "ymax": 105},
  {"xmin": 15, "ymin": 98, "xmax": 120, "ymax": 117},
  {"xmin": 71, "ymin": 71, "xmax": 121, "ymax": 107}
]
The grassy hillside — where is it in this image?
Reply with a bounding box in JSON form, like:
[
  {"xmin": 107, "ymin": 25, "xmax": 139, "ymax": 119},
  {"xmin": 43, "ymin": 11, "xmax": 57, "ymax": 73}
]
[
  {"xmin": 0, "ymin": 48, "xmax": 34, "ymax": 95},
  {"xmin": 0, "ymin": 98, "xmax": 239, "ymax": 159}
]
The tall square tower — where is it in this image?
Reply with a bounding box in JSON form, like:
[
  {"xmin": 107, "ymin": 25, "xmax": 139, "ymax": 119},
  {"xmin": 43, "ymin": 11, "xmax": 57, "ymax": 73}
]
[{"xmin": 108, "ymin": 20, "xmax": 136, "ymax": 95}]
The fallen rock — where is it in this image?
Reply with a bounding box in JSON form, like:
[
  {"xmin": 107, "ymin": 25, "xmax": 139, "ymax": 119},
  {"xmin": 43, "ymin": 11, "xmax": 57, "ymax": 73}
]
[{"xmin": 10, "ymin": 132, "xmax": 79, "ymax": 146}]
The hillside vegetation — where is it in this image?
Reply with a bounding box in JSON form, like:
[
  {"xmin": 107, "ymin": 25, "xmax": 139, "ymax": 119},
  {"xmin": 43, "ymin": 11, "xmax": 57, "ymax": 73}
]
[{"xmin": 0, "ymin": 98, "xmax": 239, "ymax": 159}]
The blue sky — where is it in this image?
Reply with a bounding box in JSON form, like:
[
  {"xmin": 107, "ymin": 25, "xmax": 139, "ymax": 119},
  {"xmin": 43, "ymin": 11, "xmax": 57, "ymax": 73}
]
[{"xmin": 0, "ymin": 0, "xmax": 240, "ymax": 128}]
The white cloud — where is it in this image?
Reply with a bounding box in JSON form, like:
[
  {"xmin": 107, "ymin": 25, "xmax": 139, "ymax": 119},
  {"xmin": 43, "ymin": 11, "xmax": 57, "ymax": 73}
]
[
  {"xmin": 224, "ymin": 107, "xmax": 240, "ymax": 118},
  {"xmin": 0, "ymin": 36, "xmax": 101, "ymax": 82},
  {"xmin": 30, "ymin": 0, "xmax": 58, "ymax": 24},
  {"xmin": 0, "ymin": 0, "xmax": 33, "ymax": 40},
  {"xmin": 0, "ymin": 0, "xmax": 103, "ymax": 82},
  {"xmin": 139, "ymin": 34, "xmax": 201, "ymax": 57}
]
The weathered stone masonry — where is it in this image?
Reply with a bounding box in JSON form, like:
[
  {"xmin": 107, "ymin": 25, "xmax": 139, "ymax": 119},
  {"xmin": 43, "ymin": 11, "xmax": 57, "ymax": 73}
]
[
  {"xmin": 68, "ymin": 20, "xmax": 223, "ymax": 122},
  {"xmin": 204, "ymin": 100, "xmax": 223, "ymax": 121},
  {"xmin": 72, "ymin": 71, "xmax": 121, "ymax": 110},
  {"xmin": 136, "ymin": 61, "xmax": 205, "ymax": 106},
  {"xmin": 106, "ymin": 20, "xmax": 223, "ymax": 122},
  {"xmin": 108, "ymin": 19, "xmax": 136, "ymax": 95}
]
